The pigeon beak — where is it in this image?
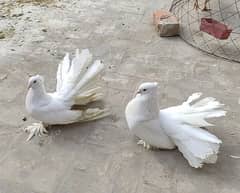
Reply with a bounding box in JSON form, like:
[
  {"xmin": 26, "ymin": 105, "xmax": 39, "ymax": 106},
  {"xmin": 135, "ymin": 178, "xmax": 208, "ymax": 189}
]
[
  {"xmin": 135, "ymin": 90, "xmax": 141, "ymax": 96},
  {"xmin": 27, "ymin": 82, "xmax": 32, "ymax": 90}
]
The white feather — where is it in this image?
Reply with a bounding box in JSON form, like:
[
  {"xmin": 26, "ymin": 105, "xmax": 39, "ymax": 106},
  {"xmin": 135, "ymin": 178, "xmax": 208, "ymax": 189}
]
[
  {"xmin": 66, "ymin": 60, "xmax": 104, "ymax": 99},
  {"xmin": 56, "ymin": 52, "xmax": 70, "ymax": 92},
  {"xmin": 125, "ymin": 83, "xmax": 226, "ymax": 168},
  {"xmin": 25, "ymin": 49, "xmax": 109, "ymax": 140},
  {"xmin": 56, "ymin": 49, "xmax": 95, "ymax": 99}
]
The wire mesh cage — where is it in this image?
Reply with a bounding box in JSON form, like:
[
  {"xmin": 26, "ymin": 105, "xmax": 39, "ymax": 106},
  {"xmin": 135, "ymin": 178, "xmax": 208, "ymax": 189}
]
[{"xmin": 170, "ymin": 0, "xmax": 240, "ymax": 62}]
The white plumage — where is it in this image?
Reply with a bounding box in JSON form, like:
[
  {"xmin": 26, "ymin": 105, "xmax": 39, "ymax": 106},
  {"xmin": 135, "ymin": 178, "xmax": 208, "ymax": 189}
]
[
  {"xmin": 125, "ymin": 82, "xmax": 226, "ymax": 168},
  {"xmin": 25, "ymin": 49, "xmax": 110, "ymax": 141}
]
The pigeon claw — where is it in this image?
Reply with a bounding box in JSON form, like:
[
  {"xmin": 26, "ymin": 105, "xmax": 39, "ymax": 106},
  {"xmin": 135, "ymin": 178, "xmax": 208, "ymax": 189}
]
[
  {"xmin": 137, "ymin": 139, "xmax": 152, "ymax": 150},
  {"xmin": 24, "ymin": 123, "xmax": 48, "ymax": 141}
]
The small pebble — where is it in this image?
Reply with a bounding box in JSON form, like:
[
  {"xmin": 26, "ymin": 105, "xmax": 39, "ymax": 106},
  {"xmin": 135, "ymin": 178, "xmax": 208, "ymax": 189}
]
[
  {"xmin": 12, "ymin": 13, "xmax": 24, "ymax": 17},
  {"xmin": 0, "ymin": 32, "xmax": 5, "ymax": 39}
]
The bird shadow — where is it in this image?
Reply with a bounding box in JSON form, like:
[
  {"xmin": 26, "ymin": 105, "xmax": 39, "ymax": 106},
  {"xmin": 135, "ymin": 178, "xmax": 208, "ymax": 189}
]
[
  {"xmin": 42, "ymin": 115, "xmax": 113, "ymax": 146},
  {"xmin": 149, "ymin": 145, "xmax": 240, "ymax": 192}
]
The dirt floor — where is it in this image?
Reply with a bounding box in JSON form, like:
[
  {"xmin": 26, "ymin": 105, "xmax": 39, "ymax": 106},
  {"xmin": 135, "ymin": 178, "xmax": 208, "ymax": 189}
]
[{"xmin": 0, "ymin": 0, "xmax": 240, "ymax": 193}]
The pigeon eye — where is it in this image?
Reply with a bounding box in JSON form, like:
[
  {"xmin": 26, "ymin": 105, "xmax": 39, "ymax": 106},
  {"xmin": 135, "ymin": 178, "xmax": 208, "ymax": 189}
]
[
  {"xmin": 33, "ymin": 80, "xmax": 37, "ymax": 84},
  {"xmin": 143, "ymin": 89, "xmax": 147, "ymax": 92}
]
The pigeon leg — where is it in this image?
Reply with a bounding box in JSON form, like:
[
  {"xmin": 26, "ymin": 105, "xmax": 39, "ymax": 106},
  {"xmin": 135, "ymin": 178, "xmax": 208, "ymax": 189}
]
[{"xmin": 24, "ymin": 122, "xmax": 49, "ymax": 141}]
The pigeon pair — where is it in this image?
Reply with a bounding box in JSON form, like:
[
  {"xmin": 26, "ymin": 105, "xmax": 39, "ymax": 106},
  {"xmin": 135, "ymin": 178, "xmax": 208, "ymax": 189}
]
[{"xmin": 25, "ymin": 49, "xmax": 226, "ymax": 168}]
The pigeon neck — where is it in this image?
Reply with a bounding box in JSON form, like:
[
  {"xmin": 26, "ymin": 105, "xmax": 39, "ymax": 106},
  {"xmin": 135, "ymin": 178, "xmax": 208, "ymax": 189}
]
[
  {"xmin": 26, "ymin": 84, "xmax": 49, "ymax": 114},
  {"xmin": 147, "ymin": 95, "xmax": 159, "ymax": 114},
  {"xmin": 140, "ymin": 94, "xmax": 160, "ymax": 120},
  {"xmin": 31, "ymin": 84, "xmax": 47, "ymax": 100}
]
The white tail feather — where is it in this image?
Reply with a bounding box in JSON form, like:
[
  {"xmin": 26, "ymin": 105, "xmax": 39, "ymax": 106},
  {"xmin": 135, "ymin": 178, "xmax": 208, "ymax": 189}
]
[
  {"xmin": 162, "ymin": 93, "xmax": 225, "ymax": 168},
  {"xmin": 183, "ymin": 92, "xmax": 202, "ymax": 105},
  {"xmin": 192, "ymin": 97, "xmax": 216, "ymax": 107},
  {"xmin": 68, "ymin": 49, "xmax": 93, "ymax": 80},
  {"xmin": 67, "ymin": 60, "xmax": 104, "ymax": 99},
  {"xmin": 55, "ymin": 49, "xmax": 105, "ymax": 102},
  {"xmin": 176, "ymin": 139, "xmax": 220, "ymax": 168},
  {"xmin": 177, "ymin": 93, "xmax": 226, "ymax": 127},
  {"xmin": 56, "ymin": 53, "xmax": 70, "ymax": 92},
  {"xmin": 173, "ymin": 124, "xmax": 221, "ymax": 168}
]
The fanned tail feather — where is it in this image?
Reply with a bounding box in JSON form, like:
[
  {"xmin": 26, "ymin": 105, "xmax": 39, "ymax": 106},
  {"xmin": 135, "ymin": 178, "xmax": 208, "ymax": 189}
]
[
  {"xmin": 175, "ymin": 139, "xmax": 220, "ymax": 168},
  {"xmin": 56, "ymin": 53, "xmax": 70, "ymax": 92},
  {"xmin": 183, "ymin": 92, "xmax": 202, "ymax": 105},
  {"xmin": 68, "ymin": 60, "xmax": 104, "ymax": 99},
  {"xmin": 173, "ymin": 124, "xmax": 221, "ymax": 168},
  {"xmin": 56, "ymin": 49, "xmax": 105, "ymax": 101},
  {"xmin": 179, "ymin": 93, "xmax": 226, "ymax": 127},
  {"xmin": 77, "ymin": 108, "xmax": 111, "ymax": 122},
  {"xmin": 74, "ymin": 87, "xmax": 104, "ymax": 105},
  {"xmin": 162, "ymin": 93, "xmax": 225, "ymax": 168},
  {"xmin": 68, "ymin": 49, "xmax": 93, "ymax": 82}
]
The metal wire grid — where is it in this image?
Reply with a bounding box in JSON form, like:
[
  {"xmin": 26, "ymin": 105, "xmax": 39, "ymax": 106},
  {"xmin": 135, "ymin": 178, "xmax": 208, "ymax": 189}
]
[{"xmin": 171, "ymin": 0, "xmax": 240, "ymax": 63}]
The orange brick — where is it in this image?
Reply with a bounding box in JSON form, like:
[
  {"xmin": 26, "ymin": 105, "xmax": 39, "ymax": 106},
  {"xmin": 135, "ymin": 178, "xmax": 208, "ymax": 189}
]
[
  {"xmin": 153, "ymin": 9, "xmax": 179, "ymax": 37},
  {"xmin": 153, "ymin": 10, "xmax": 172, "ymax": 25}
]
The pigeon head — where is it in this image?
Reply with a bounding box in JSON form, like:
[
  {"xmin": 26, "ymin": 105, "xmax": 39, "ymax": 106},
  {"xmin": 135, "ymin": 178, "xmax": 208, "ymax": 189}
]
[
  {"xmin": 136, "ymin": 82, "xmax": 158, "ymax": 96},
  {"xmin": 27, "ymin": 75, "xmax": 44, "ymax": 90}
]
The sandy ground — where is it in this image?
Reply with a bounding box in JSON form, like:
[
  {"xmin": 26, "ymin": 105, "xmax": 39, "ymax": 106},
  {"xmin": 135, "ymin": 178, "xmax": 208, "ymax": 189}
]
[{"xmin": 0, "ymin": 0, "xmax": 240, "ymax": 192}]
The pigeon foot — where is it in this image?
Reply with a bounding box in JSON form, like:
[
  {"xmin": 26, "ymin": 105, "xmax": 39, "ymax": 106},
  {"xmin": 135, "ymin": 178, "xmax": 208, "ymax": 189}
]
[
  {"xmin": 137, "ymin": 139, "xmax": 153, "ymax": 150},
  {"xmin": 24, "ymin": 122, "xmax": 48, "ymax": 141}
]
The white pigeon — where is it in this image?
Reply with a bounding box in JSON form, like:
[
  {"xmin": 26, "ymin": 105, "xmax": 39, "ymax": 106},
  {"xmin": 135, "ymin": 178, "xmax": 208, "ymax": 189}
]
[
  {"xmin": 125, "ymin": 82, "xmax": 226, "ymax": 168},
  {"xmin": 24, "ymin": 49, "xmax": 110, "ymax": 141}
]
